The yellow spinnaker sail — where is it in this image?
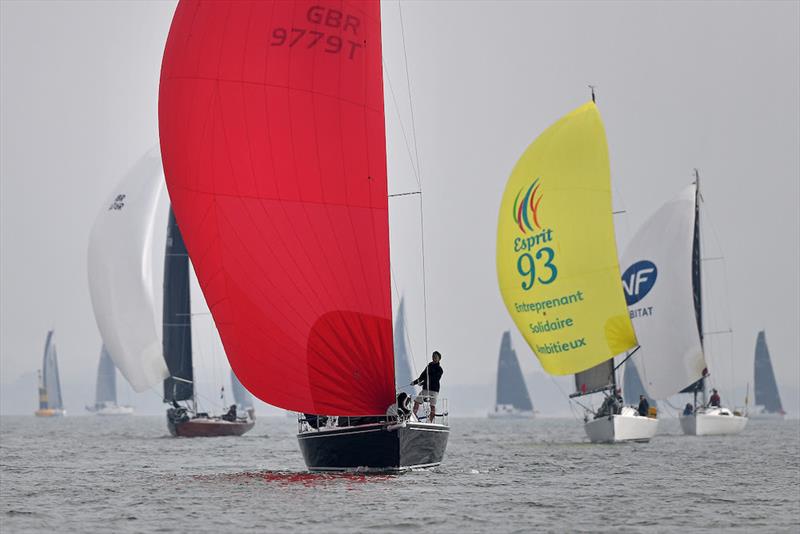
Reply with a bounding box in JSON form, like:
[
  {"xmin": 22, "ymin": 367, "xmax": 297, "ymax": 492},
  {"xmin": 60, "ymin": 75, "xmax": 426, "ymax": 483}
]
[{"xmin": 496, "ymin": 102, "xmax": 637, "ymax": 375}]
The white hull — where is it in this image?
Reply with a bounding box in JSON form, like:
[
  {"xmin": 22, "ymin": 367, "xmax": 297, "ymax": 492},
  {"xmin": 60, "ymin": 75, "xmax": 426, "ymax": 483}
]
[
  {"xmin": 95, "ymin": 405, "xmax": 134, "ymax": 416},
  {"xmin": 488, "ymin": 410, "xmax": 534, "ymax": 419},
  {"xmin": 680, "ymin": 408, "xmax": 748, "ymax": 435},
  {"xmin": 584, "ymin": 407, "xmax": 659, "ymax": 443}
]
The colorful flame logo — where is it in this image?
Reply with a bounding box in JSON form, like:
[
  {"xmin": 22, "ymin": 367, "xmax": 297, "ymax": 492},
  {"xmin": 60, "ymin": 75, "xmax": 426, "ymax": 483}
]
[{"xmin": 512, "ymin": 178, "xmax": 543, "ymax": 233}]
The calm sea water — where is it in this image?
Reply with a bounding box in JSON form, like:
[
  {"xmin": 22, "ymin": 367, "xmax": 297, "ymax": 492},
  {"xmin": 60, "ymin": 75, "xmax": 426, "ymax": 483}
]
[{"xmin": 1, "ymin": 415, "xmax": 798, "ymax": 533}]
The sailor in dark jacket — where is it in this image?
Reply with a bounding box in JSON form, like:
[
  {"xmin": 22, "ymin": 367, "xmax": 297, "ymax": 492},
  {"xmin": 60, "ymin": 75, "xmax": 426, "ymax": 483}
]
[
  {"xmin": 412, "ymin": 351, "xmax": 443, "ymax": 421},
  {"xmin": 638, "ymin": 395, "xmax": 650, "ymax": 416}
]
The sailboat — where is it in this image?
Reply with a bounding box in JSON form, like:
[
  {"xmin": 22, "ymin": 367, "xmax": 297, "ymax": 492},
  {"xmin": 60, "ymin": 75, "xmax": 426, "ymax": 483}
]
[
  {"xmin": 159, "ymin": 0, "xmax": 449, "ymax": 471},
  {"xmin": 86, "ymin": 345, "xmax": 133, "ymax": 415},
  {"xmin": 88, "ymin": 148, "xmax": 252, "ymax": 437},
  {"xmin": 619, "ymin": 174, "xmax": 746, "ymax": 436},
  {"xmin": 573, "ymin": 353, "xmax": 658, "ymax": 443},
  {"xmin": 497, "ymin": 99, "xmax": 653, "ymax": 443},
  {"xmin": 35, "ymin": 330, "xmax": 65, "ymax": 417},
  {"xmin": 489, "ymin": 332, "xmax": 534, "ymax": 418},
  {"xmin": 162, "ymin": 208, "xmax": 255, "ymax": 437},
  {"xmin": 751, "ymin": 330, "xmax": 785, "ymax": 419}
]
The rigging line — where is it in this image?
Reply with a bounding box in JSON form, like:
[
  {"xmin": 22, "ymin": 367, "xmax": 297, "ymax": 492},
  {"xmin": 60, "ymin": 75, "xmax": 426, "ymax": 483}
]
[
  {"xmin": 698, "ymin": 190, "xmax": 737, "ymax": 398},
  {"xmin": 548, "ymin": 375, "xmax": 583, "ymax": 422},
  {"xmin": 383, "ymin": 59, "xmax": 421, "ymax": 186},
  {"xmin": 391, "ymin": 2, "xmax": 430, "ymax": 360},
  {"xmin": 704, "ymin": 329, "xmax": 733, "ymax": 336},
  {"xmin": 388, "ymin": 191, "xmax": 421, "ymax": 198},
  {"xmin": 613, "ymin": 346, "xmax": 641, "ymax": 372},
  {"xmin": 398, "ymin": 0, "xmax": 421, "ymax": 181},
  {"xmin": 418, "ymin": 194, "xmax": 431, "ymax": 359}
]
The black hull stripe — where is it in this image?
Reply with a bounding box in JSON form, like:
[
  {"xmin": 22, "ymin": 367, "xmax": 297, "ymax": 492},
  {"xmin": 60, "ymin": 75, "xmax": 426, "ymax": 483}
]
[{"xmin": 307, "ymin": 462, "xmax": 442, "ymax": 473}]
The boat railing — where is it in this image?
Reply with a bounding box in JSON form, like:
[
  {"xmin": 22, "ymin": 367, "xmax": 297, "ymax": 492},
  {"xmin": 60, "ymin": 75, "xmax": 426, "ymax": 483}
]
[
  {"xmin": 297, "ymin": 397, "xmax": 449, "ymax": 433},
  {"xmin": 423, "ymin": 397, "xmax": 448, "ymax": 427}
]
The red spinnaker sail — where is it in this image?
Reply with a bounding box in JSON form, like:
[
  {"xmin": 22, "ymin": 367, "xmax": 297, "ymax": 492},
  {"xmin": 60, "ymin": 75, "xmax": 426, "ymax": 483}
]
[{"xmin": 158, "ymin": 0, "xmax": 394, "ymax": 415}]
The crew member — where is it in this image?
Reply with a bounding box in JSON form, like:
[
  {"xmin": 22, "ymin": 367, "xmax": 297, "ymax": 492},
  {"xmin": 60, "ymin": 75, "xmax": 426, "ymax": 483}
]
[
  {"xmin": 638, "ymin": 395, "xmax": 650, "ymax": 417},
  {"xmin": 222, "ymin": 404, "xmax": 237, "ymax": 422},
  {"xmin": 412, "ymin": 351, "xmax": 443, "ymax": 421},
  {"xmin": 709, "ymin": 389, "xmax": 721, "ymax": 408}
]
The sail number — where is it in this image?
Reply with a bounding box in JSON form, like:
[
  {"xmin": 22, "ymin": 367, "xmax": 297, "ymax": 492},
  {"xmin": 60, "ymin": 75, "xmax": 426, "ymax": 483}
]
[
  {"xmin": 517, "ymin": 247, "xmax": 558, "ymax": 290},
  {"xmin": 270, "ymin": 6, "xmax": 363, "ymax": 60},
  {"xmin": 108, "ymin": 194, "xmax": 126, "ymax": 211}
]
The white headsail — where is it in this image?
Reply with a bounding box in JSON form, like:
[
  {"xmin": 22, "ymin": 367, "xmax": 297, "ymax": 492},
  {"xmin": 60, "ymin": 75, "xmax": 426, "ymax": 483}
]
[
  {"xmin": 619, "ymin": 184, "xmax": 706, "ymax": 399},
  {"xmin": 88, "ymin": 147, "xmax": 168, "ymax": 391}
]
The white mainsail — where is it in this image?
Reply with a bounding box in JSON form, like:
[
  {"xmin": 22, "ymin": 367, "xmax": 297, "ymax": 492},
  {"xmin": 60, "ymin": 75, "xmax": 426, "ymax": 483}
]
[
  {"xmin": 619, "ymin": 184, "xmax": 706, "ymax": 400},
  {"xmin": 88, "ymin": 147, "xmax": 168, "ymax": 391}
]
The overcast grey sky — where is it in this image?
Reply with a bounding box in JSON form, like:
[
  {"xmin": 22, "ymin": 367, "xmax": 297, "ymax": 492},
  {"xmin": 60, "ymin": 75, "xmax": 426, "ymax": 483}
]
[{"xmin": 2, "ymin": 1, "xmax": 798, "ymax": 414}]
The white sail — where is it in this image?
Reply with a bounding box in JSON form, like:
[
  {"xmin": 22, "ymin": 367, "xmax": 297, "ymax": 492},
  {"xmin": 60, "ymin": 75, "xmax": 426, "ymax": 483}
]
[
  {"xmin": 88, "ymin": 147, "xmax": 168, "ymax": 391},
  {"xmin": 42, "ymin": 330, "xmax": 63, "ymax": 410},
  {"xmin": 619, "ymin": 184, "xmax": 706, "ymax": 400}
]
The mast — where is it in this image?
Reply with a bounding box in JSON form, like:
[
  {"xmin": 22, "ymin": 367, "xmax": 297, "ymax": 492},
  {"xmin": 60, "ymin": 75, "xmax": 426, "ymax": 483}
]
[
  {"xmin": 162, "ymin": 208, "xmax": 194, "ymax": 407},
  {"xmin": 692, "ymin": 169, "xmax": 706, "ymax": 405}
]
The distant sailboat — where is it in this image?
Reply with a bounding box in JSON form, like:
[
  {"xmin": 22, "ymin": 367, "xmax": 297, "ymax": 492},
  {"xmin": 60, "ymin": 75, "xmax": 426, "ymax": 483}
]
[
  {"xmin": 489, "ymin": 332, "xmax": 534, "ymax": 418},
  {"xmin": 752, "ymin": 330, "xmax": 784, "ymax": 419},
  {"xmin": 86, "ymin": 345, "xmax": 133, "ymax": 415},
  {"xmin": 619, "ymin": 173, "xmax": 746, "ymax": 435},
  {"xmin": 88, "ymin": 148, "xmax": 252, "ymax": 436},
  {"xmin": 159, "ymin": 0, "xmax": 449, "ymax": 471},
  {"xmin": 497, "ymin": 100, "xmax": 654, "ymax": 444},
  {"xmin": 35, "ymin": 330, "xmax": 65, "ymax": 417},
  {"xmin": 163, "ymin": 209, "xmax": 255, "ymax": 437}
]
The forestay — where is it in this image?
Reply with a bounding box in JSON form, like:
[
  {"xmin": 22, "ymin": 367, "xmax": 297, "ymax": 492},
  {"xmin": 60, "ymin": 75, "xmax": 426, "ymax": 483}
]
[
  {"xmin": 87, "ymin": 147, "xmax": 168, "ymax": 391},
  {"xmin": 497, "ymin": 102, "xmax": 637, "ymax": 375},
  {"xmin": 619, "ymin": 184, "xmax": 706, "ymax": 399},
  {"xmin": 159, "ymin": 0, "xmax": 395, "ymax": 415}
]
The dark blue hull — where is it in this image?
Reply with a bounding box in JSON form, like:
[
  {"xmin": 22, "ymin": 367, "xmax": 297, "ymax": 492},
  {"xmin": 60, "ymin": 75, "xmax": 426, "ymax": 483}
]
[{"xmin": 298, "ymin": 422, "xmax": 449, "ymax": 473}]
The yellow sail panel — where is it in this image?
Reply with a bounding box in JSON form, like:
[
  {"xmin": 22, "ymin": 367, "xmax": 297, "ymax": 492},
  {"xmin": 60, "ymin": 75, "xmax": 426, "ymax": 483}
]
[{"xmin": 496, "ymin": 102, "xmax": 637, "ymax": 375}]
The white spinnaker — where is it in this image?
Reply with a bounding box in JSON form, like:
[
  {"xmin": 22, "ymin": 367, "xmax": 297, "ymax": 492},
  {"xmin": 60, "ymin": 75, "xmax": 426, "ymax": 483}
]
[
  {"xmin": 88, "ymin": 147, "xmax": 168, "ymax": 391},
  {"xmin": 620, "ymin": 184, "xmax": 706, "ymax": 400}
]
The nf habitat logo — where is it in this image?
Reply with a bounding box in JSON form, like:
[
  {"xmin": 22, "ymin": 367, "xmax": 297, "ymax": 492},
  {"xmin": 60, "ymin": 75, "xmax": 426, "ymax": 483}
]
[
  {"xmin": 512, "ymin": 178, "xmax": 543, "ymax": 233},
  {"xmin": 622, "ymin": 260, "xmax": 656, "ymax": 318}
]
